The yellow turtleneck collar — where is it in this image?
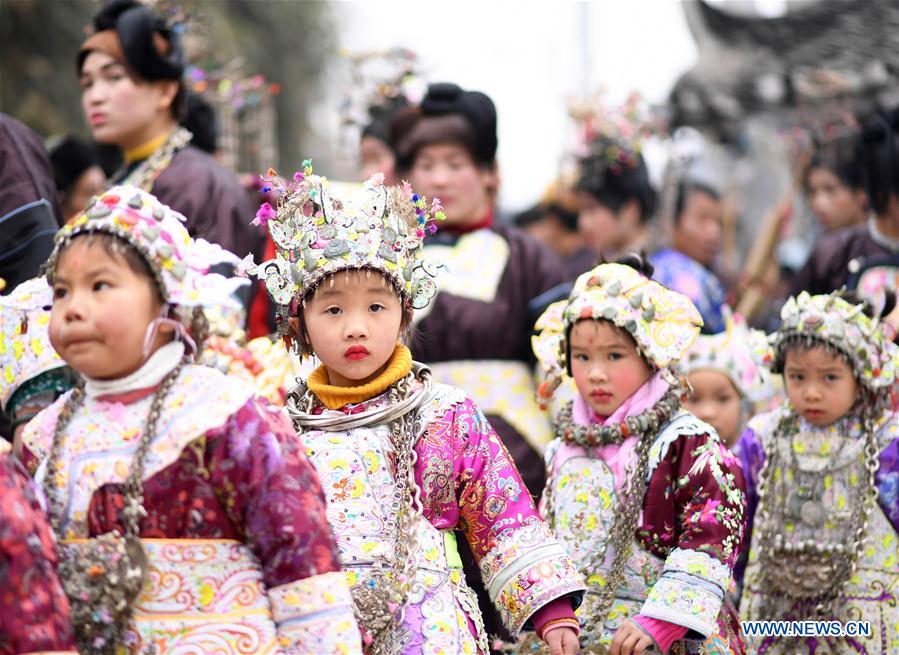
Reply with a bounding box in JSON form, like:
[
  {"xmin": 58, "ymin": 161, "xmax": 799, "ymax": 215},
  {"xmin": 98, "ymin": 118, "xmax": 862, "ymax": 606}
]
[
  {"xmin": 124, "ymin": 130, "xmax": 172, "ymax": 163},
  {"xmin": 307, "ymin": 344, "xmax": 413, "ymax": 410}
]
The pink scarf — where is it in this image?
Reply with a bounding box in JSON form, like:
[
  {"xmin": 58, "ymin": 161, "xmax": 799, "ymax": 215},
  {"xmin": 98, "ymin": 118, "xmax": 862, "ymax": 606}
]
[
  {"xmin": 562, "ymin": 371, "xmax": 670, "ymax": 492},
  {"xmin": 572, "ymin": 370, "xmax": 670, "ymax": 427}
]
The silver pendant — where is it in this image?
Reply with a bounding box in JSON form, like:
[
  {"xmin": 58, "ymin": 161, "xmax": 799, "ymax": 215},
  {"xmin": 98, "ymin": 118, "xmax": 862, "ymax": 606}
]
[
  {"xmin": 788, "ymin": 491, "xmax": 805, "ymax": 518},
  {"xmin": 800, "ymin": 499, "xmax": 825, "ymax": 527}
]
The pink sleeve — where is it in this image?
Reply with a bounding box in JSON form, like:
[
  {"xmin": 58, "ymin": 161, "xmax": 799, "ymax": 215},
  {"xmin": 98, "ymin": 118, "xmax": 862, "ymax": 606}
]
[
  {"xmin": 531, "ymin": 597, "xmax": 580, "ymax": 638},
  {"xmin": 632, "ymin": 615, "xmax": 688, "ymax": 653},
  {"xmin": 416, "ymin": 395, "xmax": 585, "ymax": 635}
]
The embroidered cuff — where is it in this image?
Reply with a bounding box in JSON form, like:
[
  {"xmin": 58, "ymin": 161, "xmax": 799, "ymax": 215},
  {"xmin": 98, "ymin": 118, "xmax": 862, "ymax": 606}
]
[
  {"xmin": 269, "ymin": 571, "xmax": 362, "ymax": 654},
  {"xmin": 479, "ymin": 522, "xmax": 586, "ymax": 634},
  {"xmin": 640, "ymin": 548, "xmax": 729, "ymax": 638}
]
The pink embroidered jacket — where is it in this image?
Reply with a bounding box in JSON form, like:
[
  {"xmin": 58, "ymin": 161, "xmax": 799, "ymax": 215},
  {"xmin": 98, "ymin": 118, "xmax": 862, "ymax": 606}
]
[
  {"xmin": 297, "ymin": 379, "xmax": 586, "ymax": 653},
  {"xmin": 543, "ymin": 409, "xmax": 748, "ymax": 655}
]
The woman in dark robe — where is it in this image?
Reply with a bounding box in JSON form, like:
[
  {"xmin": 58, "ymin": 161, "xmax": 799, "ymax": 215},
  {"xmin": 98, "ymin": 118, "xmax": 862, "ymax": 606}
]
[
  {"xmin": 76, "ymin": 0, "xmax": 261, "ymax": 263},
  {"xmin": 791, "ymin": 107, "xmax": 899, "ymax": 309},
  {"xmin": 394, "ymin": 82, "xmax": 567, "ymax": 644}
]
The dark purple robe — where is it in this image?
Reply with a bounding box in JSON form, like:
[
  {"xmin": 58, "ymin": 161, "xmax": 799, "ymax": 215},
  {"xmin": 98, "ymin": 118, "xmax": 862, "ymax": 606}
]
[
  {"xmin": 790, "ymin": 223, "xmax": 896, "ymax": 297},
  {"xmin": 115, "ymin": 145, "xmax": 263, "ymax": 261},
  {"xmin": 415, "ymin": 223, "xmax": 566, "ymax": 644},
  {"xmin": 0, "ymin": 114, "xmax": 62, "ymax": 294}
]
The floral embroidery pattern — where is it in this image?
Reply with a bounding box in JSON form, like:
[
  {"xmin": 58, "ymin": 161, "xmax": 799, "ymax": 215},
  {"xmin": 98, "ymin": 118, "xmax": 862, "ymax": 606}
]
[
  {"xmin": 21, "ymin": 364, "xmax": 358, "ymax": 653},
  {"xmin": 0, "ymin": 452, "xmax": 76, "ymax": 655},
  {"xmin": 301, "ymin": 381, "xmax": 585, "ymax": 650},
  {"xmin": 543, "ymin": 412, "xmax": 746, "ymax": 651},
  {"xmin": 740, "ymin": 408, "xmax": 899, "ymax": 654}
]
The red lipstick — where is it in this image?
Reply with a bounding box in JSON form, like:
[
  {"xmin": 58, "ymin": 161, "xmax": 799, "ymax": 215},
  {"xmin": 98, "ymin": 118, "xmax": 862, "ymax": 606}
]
[
  {"xmin": 590, "ymin": 389, "xmax": 613, "ymax": 402},
  {"xmin": 344, "ymin": 345, "xmax": 370, "ymax": 361}
]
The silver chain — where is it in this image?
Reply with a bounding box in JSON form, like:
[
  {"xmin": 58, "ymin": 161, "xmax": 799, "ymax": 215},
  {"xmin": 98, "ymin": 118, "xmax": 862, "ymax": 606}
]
[
  {"xmin": 553, "ymin": 387, "xmax": 682, "ymax": 448},
  {"xmin": 292, "ymin": 369, "xmax": 430, "ymax": 654},
  {"xmin": 43, "ymin": 360, "xmax": 185, "ymax": 655},
  {"xmin": 753, "ymin": 408, "xmax": 882, "ymax": 621},
  {"xmin": 544, "ymin": 391, "xmax": 681, "ymax": 646},
  {"xmin": 116, "ymin": 127, "xmax": 192, "ymax": 192}
]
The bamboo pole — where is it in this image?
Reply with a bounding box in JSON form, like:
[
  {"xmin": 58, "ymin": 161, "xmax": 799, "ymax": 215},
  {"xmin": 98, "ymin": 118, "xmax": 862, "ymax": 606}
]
[
  {"xmin": 735, "ymin": 194, "xmax": 794, "ymax": 318},
  {"xmin": 735, "ymin": 148, "xmax": 812, "ymax": 319}
]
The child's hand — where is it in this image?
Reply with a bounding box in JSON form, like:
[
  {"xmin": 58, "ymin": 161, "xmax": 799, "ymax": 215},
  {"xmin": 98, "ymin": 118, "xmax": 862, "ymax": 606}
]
[
  {"xmin": 542, "ymin": 625, "xmax": 579, "ymax": 655},
  {"xmin": 611, "ymin": 619, "xmax": 655, "ymax": 655}
]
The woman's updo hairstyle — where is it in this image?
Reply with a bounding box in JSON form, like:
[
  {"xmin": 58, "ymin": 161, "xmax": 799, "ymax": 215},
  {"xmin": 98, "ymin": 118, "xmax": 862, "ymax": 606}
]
[
  {"xmin": 803, "ymin": 128, "xmax": 864, "ymax": 193},
  {"xmin": 576, "ymin": 135, "xmax": 657, "ymax": 223},
  {"xmin": 615, "ymin": 251, "xmax": 655, "ymax": 278},
  {"xmin": 857, "ymin": 106, "xmax": 899, "ymax": 216}
]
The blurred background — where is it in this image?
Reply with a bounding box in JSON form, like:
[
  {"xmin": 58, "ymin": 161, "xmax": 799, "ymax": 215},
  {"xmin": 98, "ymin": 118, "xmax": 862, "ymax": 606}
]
[{"xmin": 3, "ymin": 0, "xmax": 899, "ymax": 325}]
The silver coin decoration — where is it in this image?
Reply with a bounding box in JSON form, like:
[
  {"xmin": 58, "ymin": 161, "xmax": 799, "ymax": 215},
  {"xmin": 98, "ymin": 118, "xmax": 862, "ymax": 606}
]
[
  {"xmin": 378, "ymin": 243, "xmax": 398, "ymax": 263},
  {"xmin": 324, "ymin": 239, "xmax": 350, "ymax": 258}
]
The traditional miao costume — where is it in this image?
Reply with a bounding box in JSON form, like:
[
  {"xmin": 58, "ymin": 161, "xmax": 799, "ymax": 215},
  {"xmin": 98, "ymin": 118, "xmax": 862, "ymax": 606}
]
[
  {"xmin": 20, "ymin": 187, "xmax": 361, "ymax": 655},
  {"xmin": 650, "ymin": 248, "xmax": 729, "ymax": 334},
  {"xmin": 0, "ymin": 439, "xmax": 77, "ymax": 655},
  {"xmin": 249, "ymin": 167, "xmax": 586, "ymax": 654},
  {"xmin": 677, "ymin": 307, "xmax": 777, "ymax": 450},
  {"xmin": 0, "ymin": 278, "xmax": 75, "ymax": 440},
  {"xmin": 531, "ymin": 264, "xmax": 748, "ymax": 654},
  {"xmin": 738, "ymin": 292, "xmax": 899, "ymax": 654},
  {"xmin": 78, "ymin": 1, "xmax": 262, "ymax": 261},
  {"xmin": 1, "ymin": 279, "xmax": 77, "ymax": 654}
]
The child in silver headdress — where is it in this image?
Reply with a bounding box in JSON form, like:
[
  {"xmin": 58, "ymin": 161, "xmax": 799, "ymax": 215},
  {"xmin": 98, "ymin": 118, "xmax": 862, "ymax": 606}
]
[{"xmin": 738, "ymin": 291, "xmax": 899, "ymax": 654}]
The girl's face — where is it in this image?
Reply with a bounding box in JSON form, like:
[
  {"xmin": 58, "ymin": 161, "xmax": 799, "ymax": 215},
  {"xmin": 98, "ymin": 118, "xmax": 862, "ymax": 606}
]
[
  {"xmin": 806, "ymin": 167, "xmax": 867, "ymax": 232},
  {"xmin": 576, "ymin": 192, "xmax": 639, "ymax": 255},
  {"xmin": 80, "ymin": 51, "xmax": 177, "ymax": 151},
  {"xmin": 359, "ymin": 136, "xmax": 397, "ymax": 185},
  {"xmin": 302, "ymin": 270, "xmax": 404, "ymax": 387},
  {"xmin": 410, "ymin": 144, "xmax": 496, "ymax": 227},
  {"xmin": 783, "ymin": 345, "xmax": 859, "ymax": 427},
  {"xmin": 63, "ymin": 166, "xmax": 107, "ymax": 225},
  {"xmin": 49, "ymin": 238, "xmax": 167, "ymax": 380},
  {"xmin": 672, "ymin": 190, "xmax": 722, "ymax": 268},
  {"xmin": 569, "ymin": 319, "xmax": 652, "ymax": 417},
  {"xmin": 683, "ymin": 369, "xmax": 743, "ymax": 447}
]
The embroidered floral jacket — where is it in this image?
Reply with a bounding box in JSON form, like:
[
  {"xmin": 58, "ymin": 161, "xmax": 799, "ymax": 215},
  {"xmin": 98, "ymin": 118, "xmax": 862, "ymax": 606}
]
[
  {"xmin": 737, "ymin": 406, "xmax": 899, "ymax": 654},
  {"xmin": 543, "ymin": 411, "xmax": 747, "ymax": 654},
  {"xmin": 21, "ymin": 364, "xmax": 361, "ymax": 655},
  {"xmin": 0, "ymin": 444, "xmax": 76, "ymax": 655},
  {"xmin": 297, "ymin": 380, "xmax": 586, "ymax": 654}
]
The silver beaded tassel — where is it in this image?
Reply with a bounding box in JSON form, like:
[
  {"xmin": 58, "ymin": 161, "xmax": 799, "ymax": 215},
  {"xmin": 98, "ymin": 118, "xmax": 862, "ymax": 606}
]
[{"xmin": 555, "ymin": 387, "xmax": 681, "ymax": 447}]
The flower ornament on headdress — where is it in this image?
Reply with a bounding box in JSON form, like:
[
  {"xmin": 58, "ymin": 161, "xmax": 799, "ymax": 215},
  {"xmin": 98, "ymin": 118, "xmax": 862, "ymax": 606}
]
[
  {"xmin": 0, "ymin": 278, "xmax": 68, "ymax": 412},
  {"xmin": 532, "ymin": 263, "xmax": 702, "ymax": 407},
  {"xmin": 247, "ymin": 160, "xmax": 445, "ymax": 313},
  {"xmin": 339, "ymin": 47, "xmax": 422, "ymax": 140},
  {"xmin": 567, "ymin": 90, "xmax": 664, "ymax": 182},
  {"xmin": 679, "ymin": 307, "xmax": 774, "ymax": 406},
  {"xmin": 772, "ymin": 291, "xmax": 899, "ymax": 394},
  {"xmin": 46, "ymin": 185, "xmax": 248, "ymax": 314}
]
